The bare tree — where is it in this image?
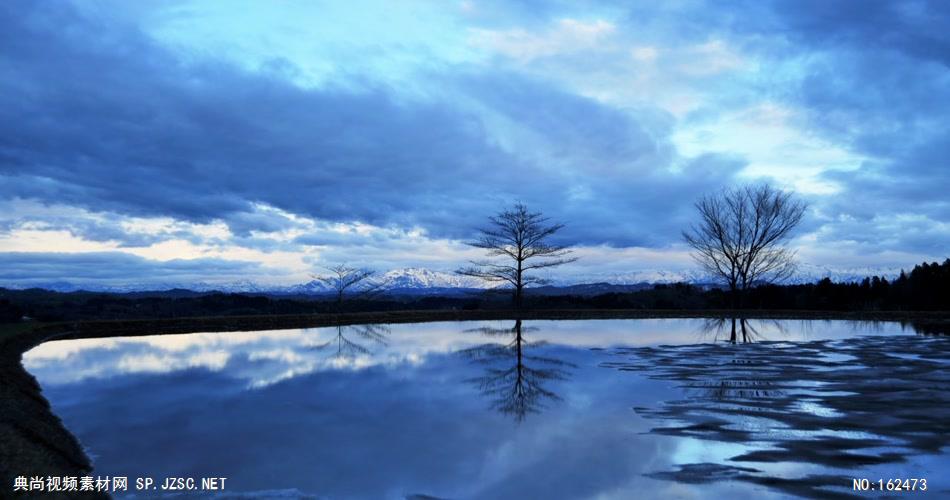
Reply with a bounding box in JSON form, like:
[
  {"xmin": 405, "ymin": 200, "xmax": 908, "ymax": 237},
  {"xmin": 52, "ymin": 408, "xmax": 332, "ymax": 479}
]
[
  {"xmin": 457, "ymin": 203, "xmax": 577, "ymax": 308},
  {"xmin": 682, "ymin": 184, "xmax": 806, "ymax": 307},
  {"xmin": 313, "ymin": 264, "xmax": 384, "ymax": 305}
]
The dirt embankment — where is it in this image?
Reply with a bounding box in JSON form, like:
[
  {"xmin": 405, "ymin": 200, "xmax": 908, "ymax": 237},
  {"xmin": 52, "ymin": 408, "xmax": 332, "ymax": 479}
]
[{"xmin": 0, "ymin": 323, "xmax": 108, "ymax": 499}]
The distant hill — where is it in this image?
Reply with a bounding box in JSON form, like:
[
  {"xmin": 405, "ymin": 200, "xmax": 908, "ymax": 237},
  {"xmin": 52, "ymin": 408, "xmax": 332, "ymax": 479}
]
[
  {"xmin": 3, "ymin": 259, "xmax": 946, "ymax": 322},
  {"xmin": 0, "ymin": 264, "xmax": 904, "ymax": 295}
]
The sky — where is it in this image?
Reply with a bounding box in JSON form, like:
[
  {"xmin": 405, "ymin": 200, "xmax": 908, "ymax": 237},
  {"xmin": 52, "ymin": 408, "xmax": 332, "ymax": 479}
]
[{"xmin": 1, "ymin": 0, "xmax": 948, "ymax": 287}]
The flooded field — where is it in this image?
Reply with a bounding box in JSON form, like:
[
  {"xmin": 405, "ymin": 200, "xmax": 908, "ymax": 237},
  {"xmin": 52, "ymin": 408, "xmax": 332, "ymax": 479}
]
[{"xmin": 23, "ymin": 319, "xmax": 950, "ymax": 499}]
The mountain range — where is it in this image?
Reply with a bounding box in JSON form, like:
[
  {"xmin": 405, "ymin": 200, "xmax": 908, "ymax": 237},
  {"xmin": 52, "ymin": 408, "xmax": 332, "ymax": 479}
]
[{"xmin": 0, "ymin": 265, "xmax": 905, "ymax": 295}]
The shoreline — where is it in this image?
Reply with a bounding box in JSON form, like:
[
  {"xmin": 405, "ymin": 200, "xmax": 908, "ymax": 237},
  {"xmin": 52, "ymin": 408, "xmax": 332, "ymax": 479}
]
[
  {"xmin": 23, "ymin": 308, "xmax": 950, "ymax": 340},
  {"xmin": 2, "ymin": 309, "xmax": 948, "ymax": 498}
]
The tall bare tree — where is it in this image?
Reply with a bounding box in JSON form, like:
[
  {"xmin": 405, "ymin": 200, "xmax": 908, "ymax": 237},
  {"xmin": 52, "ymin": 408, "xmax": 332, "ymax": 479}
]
[
  {"xmin": 682, "ymin": 184, "xmax": 806, "ymax": 307},
  {"xmin": 313, "ymin": 264, "xmax": 384, "ymax": 305},
  {"xmin": 457, "ymin": 203, "xmax": 577, "ymax": 308}
]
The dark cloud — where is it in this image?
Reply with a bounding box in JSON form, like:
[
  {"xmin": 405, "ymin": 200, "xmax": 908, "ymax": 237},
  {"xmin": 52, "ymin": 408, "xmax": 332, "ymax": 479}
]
[
  {"xmin": 634, "ymin": 0, "xmax": 950, "ymax": 255},
  {"xmin": 2, "ymin": 0, "xmax": 945, "ymax": 265},
  {"xmin": 456, "ymin": 72, "xmax": 665, "ymax": 169},
  {"xmin": 766, "ymin": 0, "xmax": 950, "ymax": 66},
  {"xmin": 0, "ymin": 251, "xmax": 278, "ymax": 286},
  {"xmin": 469, "ymin": 0, "xmax": 947, "ymax": 253},
  {"xmin": 0, "ymin": 3, "xmax": 515, "ymax": 235},
  {"xmin": 539, "ymin": 152, "xmax": 748, "ymax": 248},
  {"xmin": 224, "ymin": 208, "xmax": 302, "ymax": 238},
  {"xmin": 756, "ymin": 1, "xmax": 950, "ymax": 255},
  {"xmin": 624, "ymin": 0, "xmax": 950, "ymax": 66},
  {"xmin": 0, "ymin": 1, "xmax": 749, "ymax": 249}
]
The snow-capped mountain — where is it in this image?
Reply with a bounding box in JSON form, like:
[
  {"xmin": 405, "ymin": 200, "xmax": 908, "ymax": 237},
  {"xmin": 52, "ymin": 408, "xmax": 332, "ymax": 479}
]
[
  {"xmin": 282, "ymin": 280, "xmax": 333, "ymax": 294},
  {"xmin": 555, "ymin": 270, "xmax": 695, "ymax": 286},
  {"xmin": 380, "ymin": 268, "xmax": 486, "ymax": 289},
  {"xmin": 278, "ymin": 268, "xmax": 486, "ymax": 294},
  {"xmin": 785, "ymin": 264, "xmax": 902, "ymax": 285},
  {"xmin": 0, "ymin": 280, "xmax": 280, "ymax": 294},
  {"xmin": 0, "ymin": 264, "xmax": 908, "ymax": 294}
]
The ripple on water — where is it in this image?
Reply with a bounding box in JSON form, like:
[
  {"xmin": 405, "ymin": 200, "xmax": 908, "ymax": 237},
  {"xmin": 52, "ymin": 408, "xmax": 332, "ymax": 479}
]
[{"xmin": 607, "ymin": 331, "xmax": 950, "ymax": 498}]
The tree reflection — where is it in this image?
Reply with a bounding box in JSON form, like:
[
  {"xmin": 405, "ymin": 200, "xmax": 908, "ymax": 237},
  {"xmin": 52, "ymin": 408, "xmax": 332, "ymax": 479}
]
[
  {"xmin": 907, "ymin": 320, "xmax": 950, "ymax": 336},
  {"xmin": 308, "ymin": 324, "xmax": 390, "ymax": 361},
  {"xmin": 699, "ymin": 317, "xmax": 789, "ymax": 343},
  {"xmin": 685, "ymin": 318, "xmax": 787, "ymax": 401},
  {"xmin": 460, "ymin": 319, "xmax": 574, "ymax": 422}
]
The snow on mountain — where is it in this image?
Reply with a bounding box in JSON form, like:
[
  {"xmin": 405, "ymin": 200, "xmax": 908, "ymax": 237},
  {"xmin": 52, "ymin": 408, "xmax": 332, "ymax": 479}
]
[
  {"xmin": 558, "ymin": 270, "xmax": 695, "ymax": 286},
  {"xmin": 2, "ymin": 280, "xmax": 279, "ymax": 294},
  {"xmin": 0, "ymin": 264, "xmax": 909, "ymax": 294},
  {"xmin": 785, "ymin": 264, "xmax": 902, "ymax": 285},
  {"xmin": 279, "ymin": 269, "xmax": 485, "ymax": 294},
  {"xmin": 380, "ymin": 268, "xmax": 486, "ymax": 289},
  {"xmin": 283, "ymin": 280, "xmax": 333, "ymax": 294}
]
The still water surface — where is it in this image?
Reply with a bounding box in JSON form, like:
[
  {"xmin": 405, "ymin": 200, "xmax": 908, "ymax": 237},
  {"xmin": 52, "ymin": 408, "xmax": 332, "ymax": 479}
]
[{"xmin": 23, "ymin": 319, "xmax": 950, "ymax": 499}]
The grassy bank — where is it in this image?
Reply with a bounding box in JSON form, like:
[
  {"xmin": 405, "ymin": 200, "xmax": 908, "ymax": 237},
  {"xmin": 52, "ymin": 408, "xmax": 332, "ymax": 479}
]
[{"xmin": 2, "ymin": 309, "xmax": 948, "ymax": 498}]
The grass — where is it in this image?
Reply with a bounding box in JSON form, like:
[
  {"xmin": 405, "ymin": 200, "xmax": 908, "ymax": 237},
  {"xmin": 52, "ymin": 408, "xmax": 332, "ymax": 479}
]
[{"xmin": 0, "ymin": 321, "xmax": 40, "ymax": 342}]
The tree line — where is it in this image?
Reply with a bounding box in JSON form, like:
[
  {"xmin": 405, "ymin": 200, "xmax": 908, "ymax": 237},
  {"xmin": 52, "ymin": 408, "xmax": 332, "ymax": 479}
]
[{"xmin": 2, "ymin": 258, "xmax": 947, "ymax": 323}]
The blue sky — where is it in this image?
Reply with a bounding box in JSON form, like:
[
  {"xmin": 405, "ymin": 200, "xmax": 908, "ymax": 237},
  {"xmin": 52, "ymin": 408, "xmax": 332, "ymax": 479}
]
[{"xmin": 1, "ymin": 0, "xmax": 948, "ymax": 286}]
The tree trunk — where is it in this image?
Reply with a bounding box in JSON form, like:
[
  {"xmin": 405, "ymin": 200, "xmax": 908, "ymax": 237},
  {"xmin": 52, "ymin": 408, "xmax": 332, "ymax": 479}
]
[{"xmin": 515, "ymin": 257, "xmax": 524, "ymax": 310}]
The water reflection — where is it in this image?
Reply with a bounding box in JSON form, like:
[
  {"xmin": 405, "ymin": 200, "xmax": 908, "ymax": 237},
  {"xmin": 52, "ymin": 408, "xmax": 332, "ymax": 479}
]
[
  {"xmin": 908, "ymin": 320, "xmax": 950, "ymax": 336},
  {"xmin": 307, "ymin": 324, "xmax": 391, "ymax": 361},
  {"xmin": 698, "ymin": 317, "xmax": 788, "ymax": 343},
  {"xmin": 20, "ymin": 319, "xmax": 948, "ymax": 498},
  {"xmin": 461, "ymin": 319, "xmax": 575, "ymax": 421},
  {"xmin": 605, "ymin": 322, "xmax": 950, "ymax": 498}
]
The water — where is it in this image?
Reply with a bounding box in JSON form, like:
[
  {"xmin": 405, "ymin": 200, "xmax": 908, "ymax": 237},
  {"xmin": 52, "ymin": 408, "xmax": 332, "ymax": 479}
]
[{"xmin": 22, "ymin": 319, "xmax": 950, "ymax": 499}]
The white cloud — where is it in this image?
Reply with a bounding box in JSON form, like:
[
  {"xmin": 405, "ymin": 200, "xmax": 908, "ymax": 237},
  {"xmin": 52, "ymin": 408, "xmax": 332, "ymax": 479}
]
[
  {"xmin": 676, "ymin": 40, "xmax": 745, "ymax": 76},
  {"xmin": 469, "ymin": 18, "xmax": 616, "ymax": 62},
  {"xmin": 631, "ymin": 46, "xmax": 659, "ymax": 62},
  {"xmin": 672, "ymin": 102, "xmax": 867, "ymax": 194}
]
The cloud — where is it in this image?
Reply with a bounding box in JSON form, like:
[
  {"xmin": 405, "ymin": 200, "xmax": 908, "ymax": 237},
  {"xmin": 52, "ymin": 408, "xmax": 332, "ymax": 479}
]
[
  {"xmin": 720, "ymin": 1, "xmax": 950, "ymax": 253},
  {"xmin": 0, "ymin": 2, "xmax": 752, "ymax": 250},
  {"xmin": 602, "ymin": 0, "xmax": 950, "ymax": 257},
  {"xmin": 469, "ymin": 18, "xmax": 616, "ymax": 62},
  {"xmin": 0, "ymin": 251, "xmax": 282, "ymax": 286},
  {"xmin": 763, "ymin": 0, "xmax": 950, "ymax": 66},
  {"xmin": 0, "ymin": 3, "xmax": 509, "ymax": 233},
  {"xmin": 0, "ymin": 199, "xmax": 214, "ymax": 248},
  {"xmin": 224, "ymin": 205, "xmax": 305, "ymax": 238}
]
